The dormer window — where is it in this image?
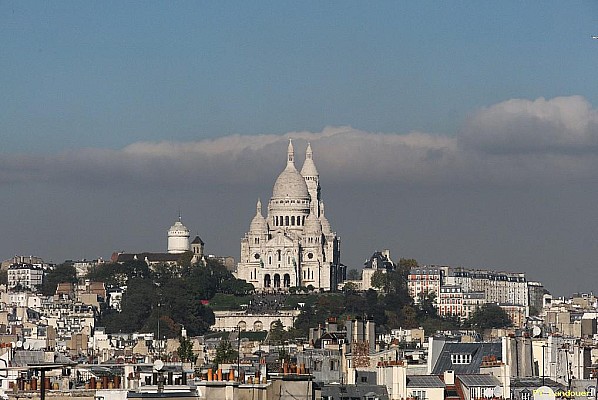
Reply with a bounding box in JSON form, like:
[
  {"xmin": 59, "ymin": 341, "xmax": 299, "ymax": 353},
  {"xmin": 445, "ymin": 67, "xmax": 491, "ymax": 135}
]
[{"xmin": 451, "ymin": 353, "xmax": 472, "ymax": 364}]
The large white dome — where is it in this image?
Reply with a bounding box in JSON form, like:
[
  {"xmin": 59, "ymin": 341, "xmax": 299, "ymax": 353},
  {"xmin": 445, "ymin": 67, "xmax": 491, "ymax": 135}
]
[
  {"xmin": 272, "ymin": 165, "xmax": 309, "ymax": 199},
  {"xmin": 272, "ymin": 140, "xmax": 309, "ymax": 200}
]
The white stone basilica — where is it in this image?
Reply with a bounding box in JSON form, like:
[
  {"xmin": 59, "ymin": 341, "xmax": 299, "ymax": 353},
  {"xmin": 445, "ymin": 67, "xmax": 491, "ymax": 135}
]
[{"xmin": 235, "ymin": 141, "xmax": 343, "ymax": 292}]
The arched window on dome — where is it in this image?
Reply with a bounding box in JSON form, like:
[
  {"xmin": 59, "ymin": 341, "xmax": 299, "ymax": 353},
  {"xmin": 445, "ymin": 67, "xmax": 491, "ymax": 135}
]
[
  {"xmin": 268, "ymin": 256, "xmax": 272, "ymax": 265},
  {"xmin": 285, "ymin": 216, "xmax": 289, "ymax": 226},
  {"xmin": 291, "ymin": 216, "xmax": 295, "ymax": 226},
  {"xmin": 302, "ymin": 216, "xmax": 305, "ymax": 225}
]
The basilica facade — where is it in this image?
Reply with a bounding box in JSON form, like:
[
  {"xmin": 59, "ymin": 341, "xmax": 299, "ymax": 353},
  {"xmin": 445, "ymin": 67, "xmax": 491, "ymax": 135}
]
[{"xmin": 235, "ymin": 141, "xmax": 343, "ymax": 291}]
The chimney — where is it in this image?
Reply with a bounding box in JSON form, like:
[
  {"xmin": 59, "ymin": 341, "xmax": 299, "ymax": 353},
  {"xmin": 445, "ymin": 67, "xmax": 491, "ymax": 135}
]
[{"xmin": 444, "ymin": 370, "xmax": 455, "ymax": 385}]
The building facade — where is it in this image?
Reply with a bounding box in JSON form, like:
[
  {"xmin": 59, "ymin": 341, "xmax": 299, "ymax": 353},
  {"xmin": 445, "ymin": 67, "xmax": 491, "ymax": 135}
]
[
  {"xmin": 407, "ymin": 266, "xmax": 442, "ymax": 304},
  {"xmin": 7, "ymin": 263, "xmax": 43, "ymax": 290},
  {"xmin": 235, "ymin": 141, "xmax": 342, "ymax": 291}
]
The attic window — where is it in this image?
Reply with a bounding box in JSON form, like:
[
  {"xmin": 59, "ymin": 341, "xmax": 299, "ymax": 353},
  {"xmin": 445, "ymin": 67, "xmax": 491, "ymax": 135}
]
[{"xmin": 450, "ymin": 353, "xmax": 472, "ymax": 364}]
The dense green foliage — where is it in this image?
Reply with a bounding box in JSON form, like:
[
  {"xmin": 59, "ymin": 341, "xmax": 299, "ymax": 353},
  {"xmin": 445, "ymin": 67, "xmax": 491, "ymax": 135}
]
[
  {"xmin": 41, "ymin": 263, "xmax": 78, "ymax": 295},
  {"xmin": 268, "ymin": 320, "xmax": 285, "ymax": 344},
  {"xmin": 97, "ymin": 258, "xmax": 253, "ymax": 337},
  {"xmin": 213, "ymin": 340, "xmax": 238, "ymax": 365},
  {"xmin": 467, "ymin": 303, "xmax": 512, "ymax": 331},
  {"xmin": 176, "ymin": 336, "xmax": 197, "ymax": 362},
  {"xmin": 287, "ymin": 257, "xmax": 501, "ymax": 337}
]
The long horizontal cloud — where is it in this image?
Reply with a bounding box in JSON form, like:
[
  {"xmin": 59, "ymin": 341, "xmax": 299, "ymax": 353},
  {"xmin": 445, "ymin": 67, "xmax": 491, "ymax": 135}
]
[
  {"xmin": 2, "ymin": 95, "xmax": 598, "ymax": 188},
  {"xmin": 460, "ymin": 96, "xmax": 598, "ymax": 155}
]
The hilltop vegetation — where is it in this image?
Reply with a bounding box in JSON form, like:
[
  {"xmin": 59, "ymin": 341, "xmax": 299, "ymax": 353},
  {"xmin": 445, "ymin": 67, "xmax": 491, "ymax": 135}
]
[{"xmin": 88, "ymin": 258, "xmax": 253, "ymax": 337}]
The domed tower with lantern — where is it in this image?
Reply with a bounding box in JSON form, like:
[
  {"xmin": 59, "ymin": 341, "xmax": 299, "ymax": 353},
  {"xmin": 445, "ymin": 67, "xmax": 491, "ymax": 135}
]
[{"xmin": 167, "ymin": 215, "xmax": 190, "ymax": 254}]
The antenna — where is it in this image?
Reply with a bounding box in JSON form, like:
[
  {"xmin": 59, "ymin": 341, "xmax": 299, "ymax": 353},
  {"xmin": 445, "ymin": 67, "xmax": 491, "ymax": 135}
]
[{"xmin": 153, "ymin": 359, "xmax": 164, "ymax": 372}]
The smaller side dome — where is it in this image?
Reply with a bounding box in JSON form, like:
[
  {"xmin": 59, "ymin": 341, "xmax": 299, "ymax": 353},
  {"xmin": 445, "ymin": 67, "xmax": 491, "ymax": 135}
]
[
  {"xmin": 249, "ymin": 199, "xmax": 268, "ymax": 233},
  {"xmin": 300, "ymin": 142, "xmax": 319, "ymax": 177},
  {"xmin": 304, "ymin": 213, "xmax": 322, "ymax": 234},
  {"xmin": 320, "ymin": 202, "xmax": 332, "ymax": 234},
  {"xmin": 168, "ymin": 218, "xmax": 190, "ymax": 236},
  {"xmin": 304, "ymin": 203, "xmax": 322, "ymax": 234}
]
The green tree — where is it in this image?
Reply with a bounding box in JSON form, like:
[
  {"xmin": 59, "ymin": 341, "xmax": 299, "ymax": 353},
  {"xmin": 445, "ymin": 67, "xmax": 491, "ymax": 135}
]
[
  {"xmin": 416, "ymin": 290, "xmax": 437, "ymax": 318},
  {"xmin": 102, "ymin": 277, "xmax": 157, "ymax": 333},
  {"xmin": 213, "ymin": 340, "xmax": 238, "ymax": 365},
  {"xmin": 343, "ymin": 282, "xmax": 359, "ymax": 293},
  {"xmin": 468, "ymin": 304, "xmax": 512, "ymax": 331},
  {"xmin": 293, "ymin": 304, "xmax": 318, "ymax": 336},
  {"xmin": 371, "ymin": 270, "xmax": 388, "ymax": 291},
  {"xmin": 268, "ymin": 319, "xmax": 285, "ymax": 344},
  {"xmin": 346, "ymin": 269, "xmax": 362, "ymax": 280},
  {"xmin": 41, "ymin": 263, "xmax": 77, "ymax": 296},
  {"xmin": 398, "ymin": 258, "xmax": 418, "ymax": 269},
  {"xmin": 177, "ymin": 336, "xmax": 197, "ymax": 363}
]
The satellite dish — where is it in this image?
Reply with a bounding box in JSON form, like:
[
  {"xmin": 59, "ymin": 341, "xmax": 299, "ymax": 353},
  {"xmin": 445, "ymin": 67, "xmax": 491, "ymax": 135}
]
[
  {"xmin": 23, "ymin": 342, "xmax": 30, "ymax": 350},
  {"xmin": 15, "ymin": 341, "xmax": 22, "ymax": 349},
  {"xmin": 484, "ymin": 388, "xmax": 494, "ymax": 398},
  {"xmin": 494, "ymin": 386, "xmax": 503, "ymax": 397},
  {"xmin": 532, "ymin": 326, "xmax": 542, "ymax": 338},
  {"xmin": 153, "ymin": 359, "xmax": 164, "ymax": 371}
]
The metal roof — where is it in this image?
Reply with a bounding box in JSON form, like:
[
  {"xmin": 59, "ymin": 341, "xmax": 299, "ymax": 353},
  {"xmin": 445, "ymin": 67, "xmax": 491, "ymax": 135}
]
[
  {"xmin": 431, "ymin": 341, "xmax": 502, "ymax": 374},
  {"xmin": 406, "ymin": 375, "xmax": 446, "ymax": 388},
  {"xmin": 321, "ymin": 384, "xmax": 389, "ymax": 400},
  {"xmin": 458, "ymin": 374, "xmax": 500, "ymax": 387}
]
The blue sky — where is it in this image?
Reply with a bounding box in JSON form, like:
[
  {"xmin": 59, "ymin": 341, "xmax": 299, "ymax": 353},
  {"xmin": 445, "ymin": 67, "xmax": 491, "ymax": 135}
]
[
  {"xmin": 2, "ymin": 2, "xmax": 598, "ymax": 294},
  {"xmin": 2, "ymin": 2, "xmax": 597, "ymax": 152}
]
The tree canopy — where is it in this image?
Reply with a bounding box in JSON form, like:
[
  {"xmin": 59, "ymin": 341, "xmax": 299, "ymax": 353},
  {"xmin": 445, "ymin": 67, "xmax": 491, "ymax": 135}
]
[
  {"xmin": 98, "ymin": 258, "xmax": 250, "ymax": 337},
  {"xmin": 467, "ymin": 304, "xmax": 512, "ymax": 331},
  {"xmin": 213, "ymin": 340, "xmax": 238, "ymax": 365},
  {"xmin": 41, "ymin": 263, "xmax": 78, "ymax": 296}
]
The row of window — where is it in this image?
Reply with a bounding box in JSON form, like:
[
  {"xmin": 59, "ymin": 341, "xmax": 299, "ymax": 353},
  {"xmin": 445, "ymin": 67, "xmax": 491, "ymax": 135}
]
[
  {"xmin": 273, "ymin": 215, "xmax": 306, "ymax": 227},
  {"xmin": 273, "ymin": 199, "xmax": 309, "ymax": 204},
  {"xmin": 450, "ymin": 353, "xmax": 472, "ymax": 364},
  {"xmin": 263, "ymin": 273, "xmax": 291, "ymax": 288}
]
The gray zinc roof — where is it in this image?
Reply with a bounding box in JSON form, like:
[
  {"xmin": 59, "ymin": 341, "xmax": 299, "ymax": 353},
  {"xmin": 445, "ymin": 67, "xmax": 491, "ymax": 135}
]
[
  {"xmin": 431, "ymin": 342, "xmax": 502, "ymax": 374},
  {"xmin": 321, "ymin": 384, "xmax": 389, "ymax": 400},
  {"xmin": 406, "ymin": 375, "xmax": 446, "ymax": 388},
  {"xmin": 458, "ymin": 374, "xmax": 501, "ymax": 388}
]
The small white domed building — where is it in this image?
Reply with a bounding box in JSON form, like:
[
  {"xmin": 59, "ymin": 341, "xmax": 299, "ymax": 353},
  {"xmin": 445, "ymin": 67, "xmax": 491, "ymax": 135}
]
[
  {"xmin": 167, "ymin": 216, "xmax": 191, "ymax": 254},
  {"xmin": 235, "ymin": 140, "xmax": 344, "ymax": 291}
]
